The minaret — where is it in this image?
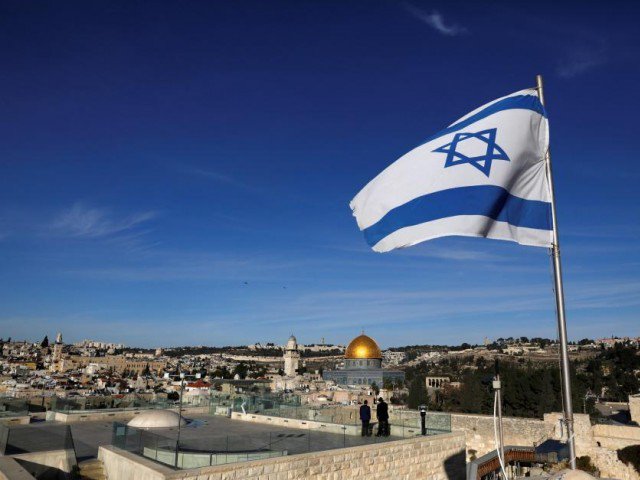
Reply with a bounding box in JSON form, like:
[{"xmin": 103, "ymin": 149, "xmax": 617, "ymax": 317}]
[
  {"xmin": 51, "ymin": 333, "xmax": 63, "ymax": 372},
  {"xmin": 283, "ymin": 335, "xmax": 300, "ymax": 377}
]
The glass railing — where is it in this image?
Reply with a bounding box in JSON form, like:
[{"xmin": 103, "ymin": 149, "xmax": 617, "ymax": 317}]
[
  {"xmin": 0, "ymin": 423, "xmax": 75, "ymax": 456},
  {"xmin": 50, "ymin": 394, "xmax": 209, "ymax": 414},
  {"xmin": 0, "ymin": 398, "xmax": 29, "ymax": 417},
  {"xmin": 229, "ymin": 398, "xmax": 451, "ymax": 435},
  {"xmin": 111, "ymin": 418, "xmax": 439, "ymax": 470}
]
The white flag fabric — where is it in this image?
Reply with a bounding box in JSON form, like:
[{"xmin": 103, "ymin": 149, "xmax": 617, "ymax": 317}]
[{"xmin": 350, "ymin": 89, "xmax": 552, "ymax": 252}]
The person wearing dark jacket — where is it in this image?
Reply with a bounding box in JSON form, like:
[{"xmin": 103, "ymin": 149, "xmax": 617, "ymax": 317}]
[
  {"xmin": 359, "ymin": 400, "xmax": 371, "ymax": 436},
  {"xmin": 376, "ymin": 397, "xmax": 389, "ymax": 437}
]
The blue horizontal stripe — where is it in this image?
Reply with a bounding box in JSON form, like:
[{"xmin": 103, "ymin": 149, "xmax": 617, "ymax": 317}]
[
  {"xmin": 420, "ymin": 94, "xmax": 546, "ymax": 146},
  {"xmin": 363, "ymin": 185, "xmax": 552, "ymax": 247}
]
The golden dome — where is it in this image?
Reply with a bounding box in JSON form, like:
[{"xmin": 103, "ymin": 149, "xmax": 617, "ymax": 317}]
[{"xmin": 345, "ymin": 334, "xmax": 382, "ymax": 359}]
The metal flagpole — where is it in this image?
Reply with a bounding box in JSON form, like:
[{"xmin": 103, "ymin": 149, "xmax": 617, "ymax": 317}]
[
  {"xmin": 494, "ymin": 359, "xmax": 506, "ymax": 472},
  {"xmin": 536, "ymin": 74, "xmax": 577, "ymax": 469}
]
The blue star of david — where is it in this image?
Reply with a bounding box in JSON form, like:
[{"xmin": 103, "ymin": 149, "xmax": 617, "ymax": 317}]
[{"xmin": 432, "ymin": 128, "xmax": 510, "ymax": 177}]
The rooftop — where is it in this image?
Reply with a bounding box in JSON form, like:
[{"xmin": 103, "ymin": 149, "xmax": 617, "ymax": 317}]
[{"xmin": 12, "ymin": 414, "xmax": 405, "ymax": 462}]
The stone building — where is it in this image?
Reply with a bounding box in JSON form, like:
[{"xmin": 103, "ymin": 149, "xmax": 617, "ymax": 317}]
[{"xmin": 57, "ymin": 354, "xmax": 166, "ymax": 375}]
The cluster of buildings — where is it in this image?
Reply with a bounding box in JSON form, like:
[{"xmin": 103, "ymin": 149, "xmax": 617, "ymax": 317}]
[
  {"xmin": 5, "ymin": 331, "xmax": 633, "ymax": 409},
  {"xmin": 0, "ymin": 332, "xmax": 637, "ymax": 480},
  {"xmin": 596, "ymin": 336, "xmax": 640, "ymax": 348},
  {"xmin": 0, "ymin": 331, "xmax": 410, "ymax": 410}
]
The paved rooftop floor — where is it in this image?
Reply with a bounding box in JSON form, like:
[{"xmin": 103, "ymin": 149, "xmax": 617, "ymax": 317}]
[{"xmin": 63, "ymin": 415, "xmax": 400, "ymax": 460}]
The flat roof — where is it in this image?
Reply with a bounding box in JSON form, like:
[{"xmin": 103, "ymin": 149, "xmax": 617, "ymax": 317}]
[{"xmin": 24, "ymin": 414, "xmax": 401, "ymax": 461}]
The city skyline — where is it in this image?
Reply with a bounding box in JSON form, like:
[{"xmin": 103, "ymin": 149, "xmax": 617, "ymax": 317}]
[{"xmin": 1, "ymin": 1, "xmax": 639, "ymax": 347}]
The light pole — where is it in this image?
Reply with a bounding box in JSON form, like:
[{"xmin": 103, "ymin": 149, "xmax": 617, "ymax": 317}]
[
  {"xmin": 174, "ymin": 372, "xmax": 185, "ymax": 468},
  {"xmin": 419, "ymin": 404, "xmax": 427, "ymax": 436}
]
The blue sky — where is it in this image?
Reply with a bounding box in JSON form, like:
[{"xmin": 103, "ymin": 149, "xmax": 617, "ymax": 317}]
[{"xmin": 1, "ymin": 1, "xmax": 638, "ymax": 348}]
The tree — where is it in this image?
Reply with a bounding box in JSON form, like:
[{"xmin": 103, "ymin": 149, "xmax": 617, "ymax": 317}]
[
  {"xmin": 370, "ymin": 382, "xmax": 380, "ymax": 396},
  {"xmin": 458, "ymin": 372, "xmax": 486, "ymax": 413},
  {"xmin": 233, "ymin": 362, "xmax": 248, "ymax": 379},
  {"xmin": 212, "ymin": 366, "xmax": 231, "ymax": 379},
  {"xmin": 407, "ymin": 377, "xmax": 427, "ymax": 409},
  {"xmin": 167, "ymin": 391, "xmax": 179, "ymax": 401},
  {"xmin": 618, "ymin": 445, "xmax": 640, "ymax": 474},
  {"xmin": 40, "ymin": 335, "xmax": 49, "ymax": 349}
]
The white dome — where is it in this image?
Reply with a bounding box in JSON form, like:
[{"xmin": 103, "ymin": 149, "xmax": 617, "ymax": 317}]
[
  {"xmin": 286, "ymin": 335, "xmax": 298, "ymax": 350},
  {"xmin": 127, "ymin": 410, "xmax": 187, "ymax": 429}
]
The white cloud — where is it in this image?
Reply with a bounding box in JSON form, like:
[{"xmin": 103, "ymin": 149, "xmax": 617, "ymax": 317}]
[
  {"xmin": 178, "ymin": 165, "xmax": 257, "ymax": 192},
  {"xmin": 557, "ymin": 45, "xmax": 607, "ymax": 78},
  {"xmin": 404, "ymin": 4, "xmax": 467, "ymax": 36},
  {"xmin": 50, "ymin": 203, "xmax": 157, "ymax": 239}
]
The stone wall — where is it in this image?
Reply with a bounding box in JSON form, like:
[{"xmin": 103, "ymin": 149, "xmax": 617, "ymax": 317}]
[
  {"xmin": 449, "ymin": 411, "xmax": 640, "ymax": 479},
  {"xmin": 449, "ymin": 413, "xmax": 552, "ymax": 460},
  {"xmin": 100, "ymin": 446, "xmax": 171, "ymax": 480},
  {"xmin": 100, "ymin": 431, "xmax": 467, "ymax": 480},
  {"xmin": 0, "ymin": 416, "xmax": 30, "ymax": 426},
  {"xmin": 630, "ymin": 395, "xmax": 640, "ymax": 425},
  {"xmin": 8, "ymin": 449, "xmax": 76, "ymax": 479},
  {"xmin": 593, "ymin": 423, "xmax": 640, "ymax": 450},
  {"xmin": 0, "ymin": 457, "xmax": 36, "ymax": 480},
  {"xmin": 544, "ymin": 413, "xmax": 640, "ymax": 480}
]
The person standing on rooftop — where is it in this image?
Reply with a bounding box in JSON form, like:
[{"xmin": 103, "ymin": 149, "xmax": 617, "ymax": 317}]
[{"xmin": 360, "ymin": 400, "xmax": 371, "ymax": 436}]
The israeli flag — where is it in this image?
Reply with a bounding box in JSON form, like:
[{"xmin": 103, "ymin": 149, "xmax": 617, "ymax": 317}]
[{"xmin": 350, "ymin": 89, "xmax": 552, "ymax": 252}]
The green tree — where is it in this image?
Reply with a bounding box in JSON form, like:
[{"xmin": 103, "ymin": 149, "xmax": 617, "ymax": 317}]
[
  {"xmin": 233, "ymin": 362, "xmax": 248, "ymax": 379},
  {"xmin": 407, "ymin": 377, "xmax": 427, "ymax": 409},
  {"xmin": 458, "ymin": 372, "xmax": 486, "ymax": 413},
  {"xmin": 370, "ymin": 382, "xmax": 380, "ymax": 396}
]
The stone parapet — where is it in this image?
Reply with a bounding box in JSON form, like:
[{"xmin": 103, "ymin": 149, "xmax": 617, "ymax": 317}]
[
  {"xmin": 593, "ymin": 423, "xmax": 640, "ymax": 450},
  {"xmin": 450, "ymin": 413, "xmax": 552, "ymax": 460},
  {"xmin": 100, "ymin": 431, "xmax": 466, "ymax": 480}
]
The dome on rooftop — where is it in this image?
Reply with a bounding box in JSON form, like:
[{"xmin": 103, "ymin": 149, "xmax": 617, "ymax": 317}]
[
  {"xmin": 127, "ymin": 410, "xmax": 187, "ymax": 429},
  {"xmin": 345, "ymin": 334, "xmax": 382, "ymax": 360}
]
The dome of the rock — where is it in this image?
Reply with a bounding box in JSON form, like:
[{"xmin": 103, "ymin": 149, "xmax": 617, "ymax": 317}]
[{"xmin": 344, "ymin": 334, "xmax": 382, "ymax": 360}]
